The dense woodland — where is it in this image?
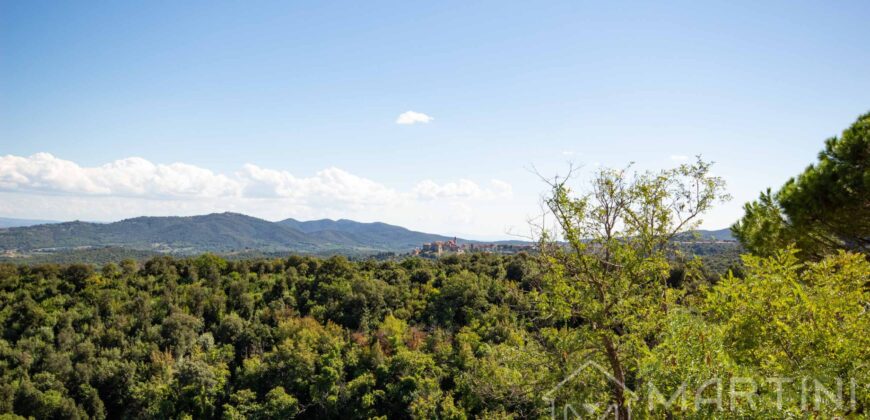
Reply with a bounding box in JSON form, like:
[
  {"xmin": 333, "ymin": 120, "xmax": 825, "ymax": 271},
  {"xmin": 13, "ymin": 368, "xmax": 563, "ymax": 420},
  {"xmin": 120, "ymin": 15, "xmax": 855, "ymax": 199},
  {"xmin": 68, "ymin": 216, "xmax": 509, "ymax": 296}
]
[{"xmin": 0, "ymin": 113, "xmax": 867, "ymax": 419}]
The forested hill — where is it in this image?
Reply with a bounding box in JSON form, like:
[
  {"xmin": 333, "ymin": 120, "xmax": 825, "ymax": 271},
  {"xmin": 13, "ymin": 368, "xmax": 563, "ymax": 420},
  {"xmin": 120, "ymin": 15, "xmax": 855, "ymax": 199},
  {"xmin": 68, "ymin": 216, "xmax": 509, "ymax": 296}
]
[
  {"xmin": 0, "ymin": 213, "xmax": 735, "ymax": 258},
  {"xmin": 278, "ymin": 218, "xmax": 453, "ymax": 250},
  {"xmin": 0, "ymin": 213, "xmax": 456, "ymax": 254},
  {"xmin": 675, "ymin": 228, "xmax": 734, "ymax": 241}
]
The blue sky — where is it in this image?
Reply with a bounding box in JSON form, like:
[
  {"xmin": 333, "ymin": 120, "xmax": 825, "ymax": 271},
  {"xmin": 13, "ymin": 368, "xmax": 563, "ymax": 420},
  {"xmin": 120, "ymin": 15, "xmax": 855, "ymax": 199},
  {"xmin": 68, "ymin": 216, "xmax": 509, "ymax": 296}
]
[{"xmin": 1, "ymin": 0, "xmax": 869, "ymax": 239}]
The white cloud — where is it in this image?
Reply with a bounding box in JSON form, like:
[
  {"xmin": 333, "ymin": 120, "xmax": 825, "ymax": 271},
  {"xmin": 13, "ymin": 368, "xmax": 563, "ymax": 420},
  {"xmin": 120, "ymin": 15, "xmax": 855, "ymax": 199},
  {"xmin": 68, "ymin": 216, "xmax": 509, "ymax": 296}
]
[
  {"xmin": 0, "ymin": 154, "xmax": 408, "ymax": 206},
  {"xmin": 0, "ymin": 153, "xmax": 240, "ymax": 197},
  {"xmin": 395, "ymin": 110, "xmax": 434, "ymax": 125},
  {"xmin": 413, "ymin": 179, "xmax": 513, "ymax": 200},
  {"xmin": 237, "ymin": 164, "xmax": 399, "ymax": 208},
  {"xmin": 490, "ymin": 179, "xmax": 513, "ymax": 197},
  {"xmin": 670, "ymin": 155, "xmax": 689, "ymax": 162},
  {"xmin": 0, "ymin": 153, "xmax": 520, "ymax": 236}
]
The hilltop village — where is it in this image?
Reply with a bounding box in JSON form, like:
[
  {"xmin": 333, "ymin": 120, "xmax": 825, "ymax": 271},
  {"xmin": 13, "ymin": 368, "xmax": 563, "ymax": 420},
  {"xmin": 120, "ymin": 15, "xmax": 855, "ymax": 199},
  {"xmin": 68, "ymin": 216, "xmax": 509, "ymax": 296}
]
[{"xmin": 412, "ymin": 237, "xmax": 536, "ymax": 257}]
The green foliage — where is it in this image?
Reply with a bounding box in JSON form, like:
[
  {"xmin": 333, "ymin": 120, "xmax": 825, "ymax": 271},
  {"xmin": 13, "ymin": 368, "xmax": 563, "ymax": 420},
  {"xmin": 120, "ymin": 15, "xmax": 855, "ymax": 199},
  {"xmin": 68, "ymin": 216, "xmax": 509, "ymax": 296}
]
[
  {"xmin": 0, "ymin": 237, "xmax": 863, "ymax": 418},
  {"xmin": 537, "ymin": 158, "xmax": 729, "ymax": 416},
  {"xmin": 0, "ymin": 252, "xmax": 557, "ymax": 419},
  {"xmin": 733, "ymin": 111, "xmax": 870, "ymax": 259},
  {"xmin": 706, "ymin": 249, "xmax": 869, "ymax": 390},
  {"xmin": 639, "ymin": 249, "xmax": 870, "ymax": 417}
]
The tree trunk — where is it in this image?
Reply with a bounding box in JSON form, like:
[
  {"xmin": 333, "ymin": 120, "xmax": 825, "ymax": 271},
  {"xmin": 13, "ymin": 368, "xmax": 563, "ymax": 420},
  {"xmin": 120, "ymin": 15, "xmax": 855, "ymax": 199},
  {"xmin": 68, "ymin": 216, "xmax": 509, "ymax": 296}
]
[{"xmin": 602, "ymin": 335, "xmax": 630, "ymax": 419}]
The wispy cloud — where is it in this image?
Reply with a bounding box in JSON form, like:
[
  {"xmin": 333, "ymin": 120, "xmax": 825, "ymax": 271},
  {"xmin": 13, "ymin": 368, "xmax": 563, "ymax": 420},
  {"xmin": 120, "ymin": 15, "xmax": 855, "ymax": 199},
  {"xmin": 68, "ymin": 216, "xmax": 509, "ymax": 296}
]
[
  {"xmin": 670, "ymin": 155, "xmax": 689, "ymax": 162},
  {"xmin": 395, "ymin": 110, "xmax": 434, "ymax": 125},
  {"xmin": 412, "ymin": 179, "xmax": 513, "ymax": 200}
]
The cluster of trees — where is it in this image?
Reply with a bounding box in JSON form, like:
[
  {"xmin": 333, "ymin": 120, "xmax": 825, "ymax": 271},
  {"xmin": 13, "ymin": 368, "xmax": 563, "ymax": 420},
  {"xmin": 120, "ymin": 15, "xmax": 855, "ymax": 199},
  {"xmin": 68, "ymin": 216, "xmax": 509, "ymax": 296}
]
[
  {"xmin": 0, "ymin": 113, "xmax": 867, "ymax": 419},
  {"xmin": 0, "ymin": 251, "xmax": 557, "ymax": 419},
  {"xmin": 733, "ymin": 111, "xmax": 869, "ymax": 259},
  {"xmin": 538, "ymin": 151, "xmax": 867, "ymax": 418},
  {"xmin": 0, "ymin": 248, "xmax": 159, "ymax": 266}
]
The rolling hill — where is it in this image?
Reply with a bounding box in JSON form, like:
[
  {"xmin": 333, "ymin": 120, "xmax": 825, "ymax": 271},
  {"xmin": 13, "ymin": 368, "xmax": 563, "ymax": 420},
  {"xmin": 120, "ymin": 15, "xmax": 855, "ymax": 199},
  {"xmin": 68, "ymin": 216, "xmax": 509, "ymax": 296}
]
[
  {"xmin": 0, "ymin": 212, "xmax": 736, "ymax": 260},
  {"xmin": 675, "ymin": 228, "xmax": 734, "ymax": 242},
  {"xmin": 0, "ymin": 213, "xmax": 456, "ymax": 255},
  {"xmin": 278, "ymin": 218, "xmax": 454, "ymax": 250}
]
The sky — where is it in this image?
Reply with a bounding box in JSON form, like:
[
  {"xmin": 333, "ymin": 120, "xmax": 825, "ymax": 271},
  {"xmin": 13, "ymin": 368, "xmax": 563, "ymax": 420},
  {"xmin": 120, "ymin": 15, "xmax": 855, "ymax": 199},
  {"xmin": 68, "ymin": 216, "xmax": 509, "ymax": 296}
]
[{"xmin": 1, "ymin": 0, "xmax": 869, "ymax": 240}]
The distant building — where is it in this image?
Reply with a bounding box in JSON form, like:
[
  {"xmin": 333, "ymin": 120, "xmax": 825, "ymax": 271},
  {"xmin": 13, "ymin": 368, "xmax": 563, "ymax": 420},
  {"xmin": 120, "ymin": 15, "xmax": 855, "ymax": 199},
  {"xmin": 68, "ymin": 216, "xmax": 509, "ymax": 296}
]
[
  {"xmin": 413, "ymin": 238, "xmax": 536, "ymax": 257},
  {"xmin": 419, "ymin": 237, "xmax": 461, "ymax": 256}
]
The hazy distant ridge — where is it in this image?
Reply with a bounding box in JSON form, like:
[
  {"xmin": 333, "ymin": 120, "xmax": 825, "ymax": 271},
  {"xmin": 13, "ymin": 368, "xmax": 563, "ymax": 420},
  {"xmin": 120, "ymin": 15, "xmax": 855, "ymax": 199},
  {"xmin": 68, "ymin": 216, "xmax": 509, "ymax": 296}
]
[
  {"xmin": 0, "ymin": 213, "xmax": 456, "ymax": 254},
  {"xmin": 0, "ymin": 213, "xmax": 733, "ymax": 254},
  {"xmin": 0, "ymin": 217, "xmax": 58, "ymax": 229}
]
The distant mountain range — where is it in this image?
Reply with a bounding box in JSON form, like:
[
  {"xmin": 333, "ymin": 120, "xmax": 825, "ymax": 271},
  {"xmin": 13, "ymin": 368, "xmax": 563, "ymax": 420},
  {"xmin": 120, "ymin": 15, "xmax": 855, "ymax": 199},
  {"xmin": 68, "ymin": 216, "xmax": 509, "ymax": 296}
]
[
  {"xmin": 0, "ymin": 213, "xmax": 458, "ymax": 254},
  {"xmin": 0, "ymin": 213, "xmax": 734, "ymax": 256}
]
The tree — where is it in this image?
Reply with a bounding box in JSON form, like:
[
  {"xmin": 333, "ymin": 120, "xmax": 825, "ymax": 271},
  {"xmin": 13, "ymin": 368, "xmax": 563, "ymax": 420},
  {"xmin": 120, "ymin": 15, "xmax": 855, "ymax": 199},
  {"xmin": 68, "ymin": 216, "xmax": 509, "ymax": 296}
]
[
  {"xmin": 733, "ymin": 111, "xmax": 870, "ymax": 259},
  {"xmin": 62, "ymin": 263, "xmax": 95, "ymax": 290},
  {"xmin": 695, "ymin": 249, "xmax": 868, "ymax": 416},
  {"xmin": 536, "ymin": 159, "xmax": 728, "ymax": 417},
  {"xmin": 161, "ymin": 310, "xmax": 204, "ymax": 357},
  {"xmin": 261, "ymin": 387, "xmax": 299, "ymax": 418}
]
